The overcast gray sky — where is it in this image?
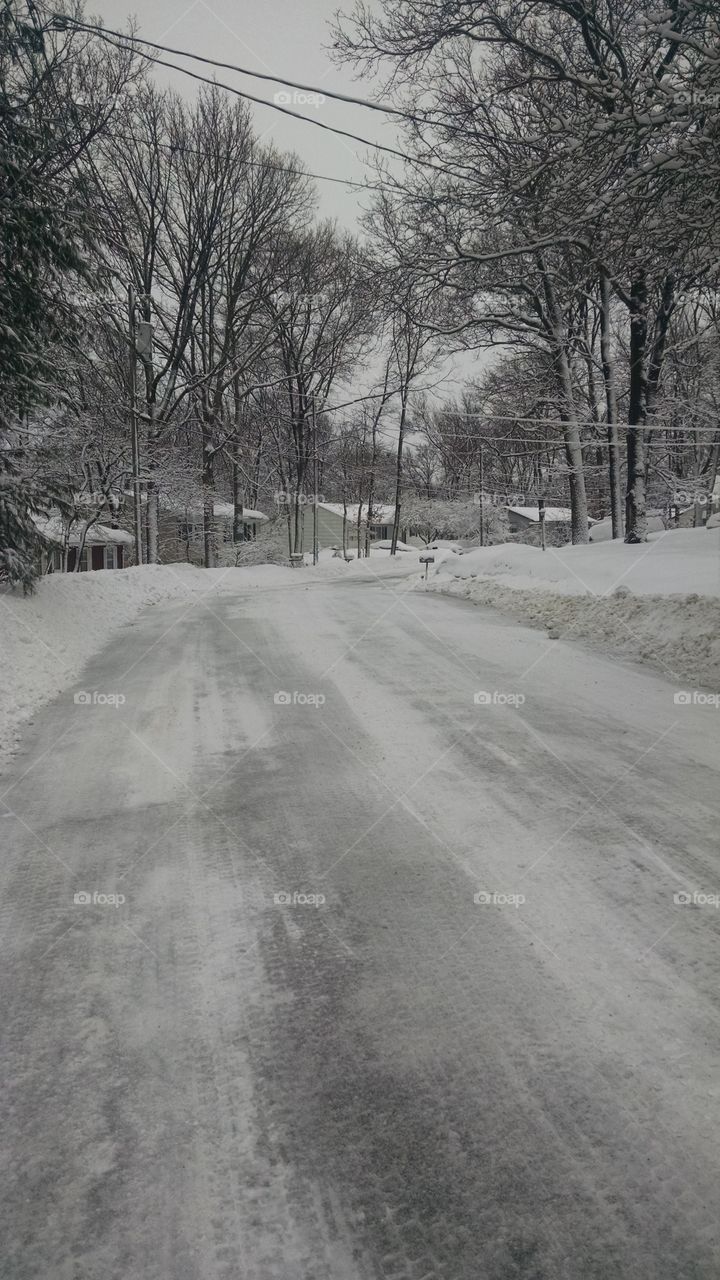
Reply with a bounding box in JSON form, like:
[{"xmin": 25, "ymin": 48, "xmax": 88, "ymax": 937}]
[
  {"xmin": 93, "ymin": 0, "xmax": 394, "ymax": 229},
  {"xmin": 91, "ymin": 0, "xmax": 488, "ymax": 402}
]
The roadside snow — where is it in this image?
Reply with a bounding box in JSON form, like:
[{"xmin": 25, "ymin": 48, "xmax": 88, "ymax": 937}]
[
  {"xmin": 420, "ymin": 529, "xmax": 720, "ymax": 690},
  {"xmin": 0, "ymin": 551, "xmax": 428, "ymax": 770},
  {"xmin": 11, "ymin": 531, "xmax": 713, "ymax": 773},
  {"xmin": 439, "ymin": 528, "xmax": 720, "ymax": 597},
  {"xmin": 0, "ymin": 563, "xmax": 305, "ymax": 769}
]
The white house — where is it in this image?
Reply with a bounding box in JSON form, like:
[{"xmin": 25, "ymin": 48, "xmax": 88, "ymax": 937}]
[
  {"xmin": 504, "ymin": 505, "xmax": 573, "ymax": 533},
  {"xmin": 160, "ymin": 498, "xmax": 268, "ymax": 563},
  {"xmin": 299, "ymin": 502, "xmax": 413, "ymax": 551},
  {"xmin": 36, "ymin": 515, "xmax": 134, "ymax": 572}
]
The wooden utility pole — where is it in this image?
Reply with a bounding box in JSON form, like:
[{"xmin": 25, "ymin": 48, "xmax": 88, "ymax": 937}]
[
  {"xmin": 312, "ymin": 392, "xmax": 319, "ymax": 565},
  {"xmin": 127, "ymin": 285, "xmax": 143, "ymax": 565},
  {"xmin": 538, "ymin": 496, "xmax": 547, "ymax": 551},
  {"xmin": 478, "ymin": 443, "xmax": 485, "ymax": 546}
]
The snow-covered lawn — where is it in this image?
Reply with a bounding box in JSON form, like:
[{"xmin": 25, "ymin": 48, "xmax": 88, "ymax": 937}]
[
  {"xmin": 420, "ymin": 528, "xmax": 720, "ymax": 691},
  {"xmin": 433, "ymin": 527, "xmax": 720, "ymax": 597}
]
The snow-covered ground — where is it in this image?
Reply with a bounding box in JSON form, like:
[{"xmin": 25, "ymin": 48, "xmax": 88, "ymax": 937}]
[
  {"xmin": 3, "ymin": 530, "xmax": 718, "ymax": 769},
  {"xmin": 433, "ymin": 527, "xmax": 720, "ymax": 596},
  {"xmin": 421, "ymin": 528, "xmax": 720, "ymax": 691},
  {"xmin": 3, "ymin": 575, "xmax": 720, "ymax": 1278},
  {"xmin": 0, "ymin": 550, "xmax": 423, "ymax": 769}
]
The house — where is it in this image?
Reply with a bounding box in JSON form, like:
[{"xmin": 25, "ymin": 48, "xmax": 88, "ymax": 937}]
[
  {"xmin": 36, "ymin": 515, "xmax": 134, "ymax": 572},
  {"xmin": 299, "ymin": 502, "xmax": 413, "ymax": 552},
  {"xmin": 504, "ymin": 505, "xmax": 573, "ymax": 533},
  {"xmin": 159, "ymin": 499, "xmax": 268, "ymax": 563}
]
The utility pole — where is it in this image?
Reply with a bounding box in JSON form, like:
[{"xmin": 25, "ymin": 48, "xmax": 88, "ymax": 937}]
[
  {"xmin": 127, "ymin": 285, "xmax": 143, "ymax": 565},
  {"xmin": 538, "ymin": 496, "xmax": 547, "ymax": 551},
  {"xmin": 478, "ymin": 443, "xmax": 485, "ymax": 546},
  {"xmin": 312, "ymin": 391, "xmax": 319, "ymax": 565}
]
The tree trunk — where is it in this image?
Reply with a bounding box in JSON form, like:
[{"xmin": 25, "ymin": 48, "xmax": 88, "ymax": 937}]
[
  {"xmin": 202, "ymin": 417, "xmax": 216, "ymax": 568},
  {"xmin": 141, "ymin": 306, "xmax": 159, "ymax": 564},
  {"xmin": 625, "ymin": 270, "xmax": 649, "ymax": 543},
  {"xmin": 599, "ymin": 273, "xmax": 623, "ymax": 538},
  {"xmin": 554, "ymin": 345, "xmax": 589, "ymax": 543},
  {"xmin": 365, "ymin": 432, "xmax": 377, "ymax": 558},
  {"xmin": 540, "ymin": 263, "xmax": 589, "ymax": 543},
  {"xmin": 342, "ymin": 496, "xmax": 348, "ymax": 558},
  {"xmin": 232, "ymin": 441, "xmax": 244, "ymax": 544},
  {"xmin": 390, "ymin": 393, "xmax": 409, "ymax": 555}
]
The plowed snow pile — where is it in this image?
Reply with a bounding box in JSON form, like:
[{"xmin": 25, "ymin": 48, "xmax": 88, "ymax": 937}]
[
  {"xmin": 421, "ymin": 528, "xmax": 720, "ymax": 690},
  {"xmin": 0, "ymin": 552, "xmax": 424, "ymax": 768},
  {"xmin": 0, "ymin": 563, "xmax": 300, "ymax": 768}
]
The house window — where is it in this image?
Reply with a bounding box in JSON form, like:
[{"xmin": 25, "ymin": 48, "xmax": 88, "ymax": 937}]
[{"xmin": 105, "ymin": 545, "xmax": 116, "ymax": 570}]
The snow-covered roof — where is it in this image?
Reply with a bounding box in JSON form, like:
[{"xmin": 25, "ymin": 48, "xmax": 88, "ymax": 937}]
[
  {"xmin": 34, "ymin": 516, "xmax": 134, "ymax": 546},
  {"xmin": 210, "ymin": 502, "xmax": 267, "ymax": 522},
  {"xmin": 317, "ymin": 502, "xmax": 396, "ymax": 525},
  {"xmin": 505, "ymin": 505, "xmax": 573, "ymax": 523},
  {"xmin": 162, "ymin": 496, "xmax": 267, "ymax": 522}
]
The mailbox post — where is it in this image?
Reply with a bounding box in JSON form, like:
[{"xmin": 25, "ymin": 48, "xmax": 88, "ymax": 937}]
[{"xmin": 419, "ymin": 553, "xmax": 435, "ymax": 582}]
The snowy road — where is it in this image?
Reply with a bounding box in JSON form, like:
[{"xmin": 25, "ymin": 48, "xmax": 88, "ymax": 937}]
[{"xmin": 2, "ymin": 572, "xmax": 720, "ymax": 1279}]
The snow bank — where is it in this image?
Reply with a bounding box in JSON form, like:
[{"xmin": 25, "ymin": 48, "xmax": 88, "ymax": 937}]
[
  {"xmin": 420, "ymin": 529, "xmax": 720, "ymax": 690},
  {"xmin": 0, "ymin": 563, "xmax": 300, "ymax": 770},
  {"xmin": 442, "ymin": 528, "xmax": 720, "ymax": 597},
  {"xmin": 0, "ymin": 551, "xmax": 428, "ymax": 769}
]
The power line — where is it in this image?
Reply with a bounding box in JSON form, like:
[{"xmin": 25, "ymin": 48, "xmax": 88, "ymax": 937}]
[
  {"xmin": 54, "ymin": 17, "xmax": 410, "ymax": 120},
  {"xmin": 102, "ymin": 130, "xmax": 379, "ymax": 192},
  {"xmin": 50, "ymin": 16, "xmax": 456, "ymax": 178},
  {"xmin": 399, "ymin": 422, "xmax": 720, "ymax": 440}
]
